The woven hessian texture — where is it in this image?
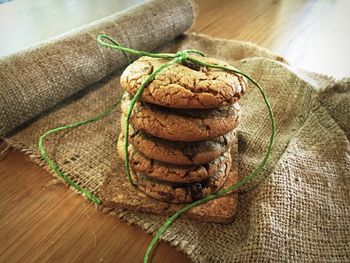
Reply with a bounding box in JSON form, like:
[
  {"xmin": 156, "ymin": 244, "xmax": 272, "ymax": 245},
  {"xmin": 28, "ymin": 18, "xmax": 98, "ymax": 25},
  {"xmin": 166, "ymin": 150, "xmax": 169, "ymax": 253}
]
[
  {"xmin": 4, "ymin": 33, "xmax": 349, "ymax": 262},
  {"xmin": 0, "ymin": 0, "xmax": 195, "ymax": 137},
  {"xmin": 1, "ymin": 2, "xmax": 349, "ymax": 262}
]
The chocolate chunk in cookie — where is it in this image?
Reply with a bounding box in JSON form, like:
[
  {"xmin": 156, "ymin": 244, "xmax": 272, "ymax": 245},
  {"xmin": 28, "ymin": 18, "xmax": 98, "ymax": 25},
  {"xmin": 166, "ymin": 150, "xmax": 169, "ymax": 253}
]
[{"xmin": 131, "ymin": 156, "xmax": 231, "ymax": 203}]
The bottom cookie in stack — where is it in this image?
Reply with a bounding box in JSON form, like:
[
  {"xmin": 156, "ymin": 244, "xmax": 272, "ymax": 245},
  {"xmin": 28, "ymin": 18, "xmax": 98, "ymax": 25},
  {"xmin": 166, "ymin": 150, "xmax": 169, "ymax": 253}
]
[
  {"xmin": 132, "ymin": 169, "xmax": 230, "ymax": 204},
  {"xmin": 117, "ymin": 134, "xmax": 232, "ymax": 203},
  {"xmin": 100, "ymin": 136, "xmax": 239, "ymax": 223}
]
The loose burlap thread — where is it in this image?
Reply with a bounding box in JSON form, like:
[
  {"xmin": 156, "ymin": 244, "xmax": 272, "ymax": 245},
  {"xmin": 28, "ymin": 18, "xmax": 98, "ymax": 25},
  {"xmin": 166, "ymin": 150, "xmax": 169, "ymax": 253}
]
[{"xmin": 1, "ymin": 0, "xmax": 349, "ymax": 262}]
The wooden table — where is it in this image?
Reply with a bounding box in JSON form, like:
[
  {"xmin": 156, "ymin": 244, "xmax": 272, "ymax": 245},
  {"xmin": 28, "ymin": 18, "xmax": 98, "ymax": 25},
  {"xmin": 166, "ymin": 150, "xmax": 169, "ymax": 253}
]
[{"xmin": 1, "ymin": 0, "xmax": 349, "ymax": 262}]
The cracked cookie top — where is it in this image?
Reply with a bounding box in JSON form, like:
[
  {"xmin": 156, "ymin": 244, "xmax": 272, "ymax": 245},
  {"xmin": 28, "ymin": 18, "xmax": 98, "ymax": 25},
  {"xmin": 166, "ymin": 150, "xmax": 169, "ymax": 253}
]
[
  {"xmin": 120, "ymin": 55, "xmax": 247, "ymax": 109},
  {"xmin": 121, "ymin": 92, "xmax": 240, "ymax": 142}
]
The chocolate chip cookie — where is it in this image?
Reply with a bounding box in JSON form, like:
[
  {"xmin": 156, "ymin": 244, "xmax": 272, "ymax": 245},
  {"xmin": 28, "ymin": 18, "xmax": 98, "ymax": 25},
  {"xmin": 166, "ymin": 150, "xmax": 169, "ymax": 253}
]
[
  {"xmin": 131, "ymin": 157, "xmax": 230, "ymax": 204},
  {"xmin": 120, "ymin": 55, "xmax": 247, "ymax": 109},
  {"xmin": 123, "ymin": 119, "xmax": 235, "ymax": 165},
  {"xmin": 121, "ymin": 92, "xmax": 240, "ymax": 142},
  {"xmin": 117, "ymin": 134, "xmax": 232, "ymax": 183}
]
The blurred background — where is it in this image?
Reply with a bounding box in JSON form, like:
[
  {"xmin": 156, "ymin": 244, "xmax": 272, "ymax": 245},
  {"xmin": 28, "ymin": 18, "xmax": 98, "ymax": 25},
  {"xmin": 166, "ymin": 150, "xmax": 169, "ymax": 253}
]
[{"xmin": 0, "ymin": 0, "xmax": 349, "ymax": 77}]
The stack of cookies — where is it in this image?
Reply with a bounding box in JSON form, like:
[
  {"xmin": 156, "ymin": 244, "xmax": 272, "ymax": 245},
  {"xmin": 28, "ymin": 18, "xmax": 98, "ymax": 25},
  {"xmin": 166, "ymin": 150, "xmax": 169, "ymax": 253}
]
[{"xmin": 117, "ymin": 55, "xmax": 246, "ymax": 204}]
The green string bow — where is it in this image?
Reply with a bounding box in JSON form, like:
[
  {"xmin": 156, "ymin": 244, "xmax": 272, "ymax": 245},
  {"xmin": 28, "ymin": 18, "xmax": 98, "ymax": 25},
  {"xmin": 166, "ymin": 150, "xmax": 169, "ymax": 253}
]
[{"xmin": 38, "ymin": 34, "xmax": 276, "ymax": 263}]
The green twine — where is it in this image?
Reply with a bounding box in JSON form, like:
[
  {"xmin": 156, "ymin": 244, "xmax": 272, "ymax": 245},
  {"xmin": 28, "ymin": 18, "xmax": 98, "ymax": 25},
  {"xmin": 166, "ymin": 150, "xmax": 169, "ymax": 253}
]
[
  {"xmin": 97, "ymin": 34, "xmax": 206, "ymax": 187},
  {"xmin": 97, "ymin": 34, "xmax": 276, "ymax": 263},
  {"xmin": 38, "ymin": 35, "xmax": 130, "ymax": 204},
  {"xmin": 123, "ymin": 58, "xmax": 184, "ymax": 186},
  {"xmin": 38, "ymin": 91, "xmax": 124, "ymax": 205},
  {"xmin": 97, "ymin": 35, "xmax": 276, "ymax": 263},
  {"xmin": 38, "ymin": 34, "xmax": 276, "ymax": 263},
  {"xmin": 143, "ymin": 60, "xmax": 275, "ymax": 263}
]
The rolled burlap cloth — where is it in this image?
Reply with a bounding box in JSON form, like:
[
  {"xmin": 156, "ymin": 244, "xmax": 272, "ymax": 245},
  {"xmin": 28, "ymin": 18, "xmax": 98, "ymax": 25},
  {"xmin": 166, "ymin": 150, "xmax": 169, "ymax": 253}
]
[
  {"xmin": 0, "ymin": 0, "xmax": 196, "ymax": 137},
  {"xmin": 2, "ymin": 0, "xmax": 350, "ymax": 262}
]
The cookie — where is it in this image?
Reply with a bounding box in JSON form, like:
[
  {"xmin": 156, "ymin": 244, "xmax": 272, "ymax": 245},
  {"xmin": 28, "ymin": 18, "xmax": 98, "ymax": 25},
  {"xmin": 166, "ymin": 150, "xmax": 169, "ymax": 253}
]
[
  {"xmin": 121, "ymin": 92, "xmax": 240, "ymax": 142},
  {"xmin": 124, "ymin": 119, "xmax": 235, "ymax": 165},
  {"xmin": 120, "ymin": 55, "xmax": 247, "ymax": 109},
  {"xmin": 131, "ymin": 156, "xmax": 230, "ymax": 204},
  {"xmin": 117, "ymin": 134, "xmax": 232, "ymax": 183},
  {"xmin": 101, "ymin": 134, "xmax": 239, "ymax": 223}
]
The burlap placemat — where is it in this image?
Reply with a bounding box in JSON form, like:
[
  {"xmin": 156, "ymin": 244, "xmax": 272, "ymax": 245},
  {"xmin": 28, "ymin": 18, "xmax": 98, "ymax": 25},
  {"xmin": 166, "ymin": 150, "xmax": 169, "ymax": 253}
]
[{"xmin": 1, "ymin": 1, "xmax": 349, "ymax": 262}]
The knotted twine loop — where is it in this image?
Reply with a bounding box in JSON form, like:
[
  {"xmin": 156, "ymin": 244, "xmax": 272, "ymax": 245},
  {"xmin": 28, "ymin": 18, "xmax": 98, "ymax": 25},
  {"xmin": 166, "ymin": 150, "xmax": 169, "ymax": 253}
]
[
  {"xmin": 38, "ymin": 34, "xmax": 276, "ymax": 263},
  {"xmin": 176, "ymin": 50, "xmax": 189, "ymax": 62}
]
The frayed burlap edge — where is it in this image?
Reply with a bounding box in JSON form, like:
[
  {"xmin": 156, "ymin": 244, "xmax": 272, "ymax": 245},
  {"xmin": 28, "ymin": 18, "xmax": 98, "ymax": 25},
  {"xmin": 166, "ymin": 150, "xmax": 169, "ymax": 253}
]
[
  {"xmin": 3, "ymin": 33, "xmax": 349, "ymax": 261},
  {"xmin": 4, "ymin": 74, "xmax": 348, "ymax": 263}
]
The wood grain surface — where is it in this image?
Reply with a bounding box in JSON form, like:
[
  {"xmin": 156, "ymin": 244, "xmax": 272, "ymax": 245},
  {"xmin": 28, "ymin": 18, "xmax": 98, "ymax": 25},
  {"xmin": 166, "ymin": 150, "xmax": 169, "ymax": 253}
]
[
  {"xmin": 192, "ymin": 0, "xmax": 350, "ymax": 79},
  {"xmin": 0, "ymin": 0, "xmax": 349, "ymax": 262}
]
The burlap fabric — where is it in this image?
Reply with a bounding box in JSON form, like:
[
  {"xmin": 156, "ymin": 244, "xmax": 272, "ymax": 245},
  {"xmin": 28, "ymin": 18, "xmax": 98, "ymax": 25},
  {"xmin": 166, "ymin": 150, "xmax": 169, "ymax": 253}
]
[
  {"xmin": 0, "ymin": 0, "xmax": 195, "ymax": 137},
  {"xmin": 1, "ymin": 0, "xmax": 349, "ymax": 262}
]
